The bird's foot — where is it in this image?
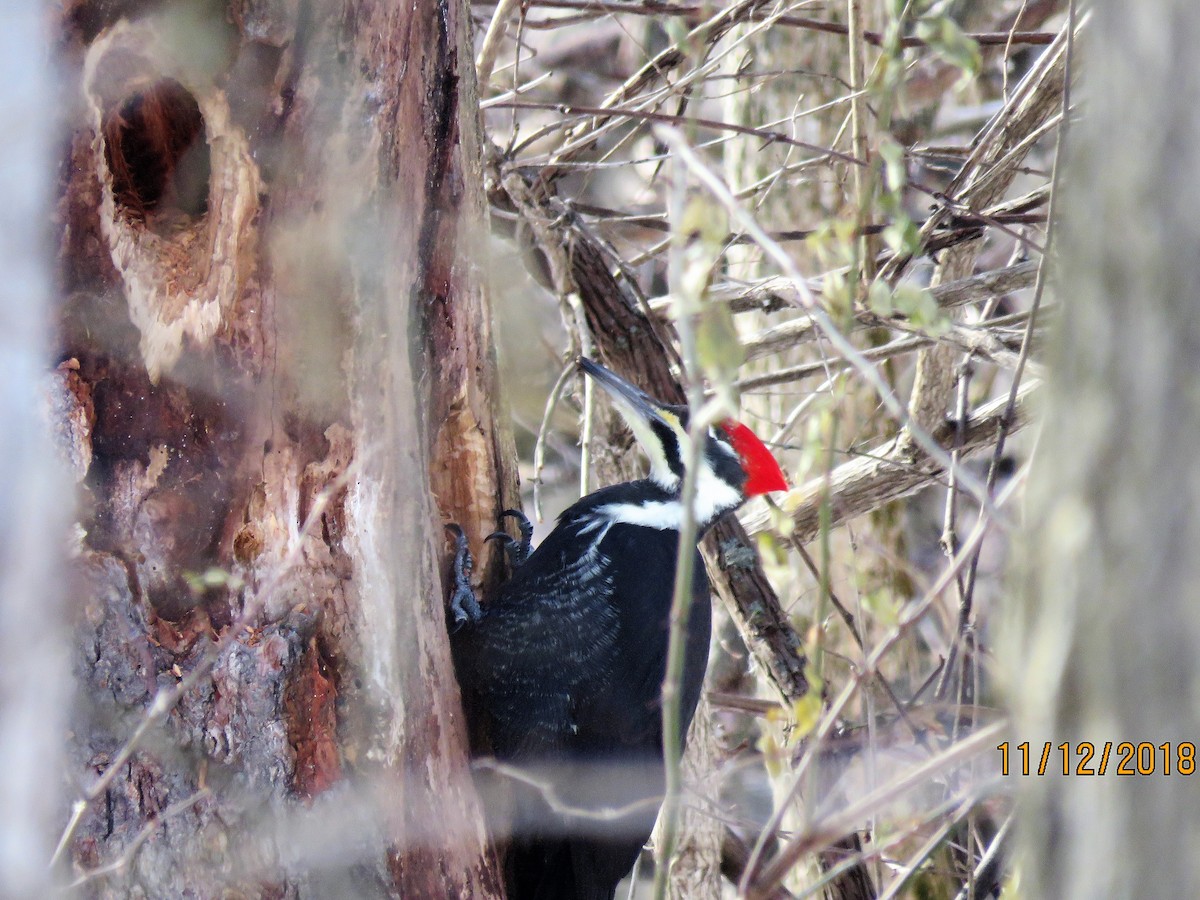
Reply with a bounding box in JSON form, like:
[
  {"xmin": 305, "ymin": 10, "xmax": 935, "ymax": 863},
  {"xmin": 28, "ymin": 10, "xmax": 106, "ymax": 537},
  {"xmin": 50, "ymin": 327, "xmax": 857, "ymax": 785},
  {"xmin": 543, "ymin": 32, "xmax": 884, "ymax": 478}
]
[
  {"xmin": 485, "ymin": 508, "xmax": 533, "ymax": 568},
  {"xmin": 445, "ymin": 524, "xmax": 482, "ymax": 629}
]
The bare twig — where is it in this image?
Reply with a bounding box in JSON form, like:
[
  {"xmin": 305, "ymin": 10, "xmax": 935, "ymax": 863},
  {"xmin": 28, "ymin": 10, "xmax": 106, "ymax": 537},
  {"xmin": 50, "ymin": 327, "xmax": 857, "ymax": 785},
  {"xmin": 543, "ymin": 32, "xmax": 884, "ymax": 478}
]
[
  {"xmin": 890, "ymin": 13, "xmax": 1072, "ymax": 458},
  {"xmin": 543, "ymin": 0, "xmax": 780, "ymax": 174},
  {"xmin": 653, "ymin": 152, "xmax": 725, "ymax": 900},
  {"xmin": 875, "ymin": 797, "xmax": 980, "ymax": 900},
  {"xmin": 740, "ymin": 380, "xmax": 1038, "ymax": 543},
  {"xmin": 472, "ymin": 759, "xmax": 666, "ymax": 822},
  {"xmin": 882, "ymin": 15, "xmax": 1079, "ymax": 283},
  {"xmin": 934, "ymin": 360, "xmax": 976, "ymax": 701},
  {"xmin": 654, "ymin": 259, "xmax": 1038, "ymax": 319},
  {"xmin": 476, "ymin": 0, "xmax": 524, "ymax": 89},
  {"xmin": 532, "ymin": 358, "xmax": 577, "ymax": 522},
  {"xmin": 738, "ymin": 469, "xmax": 1026, "ymax": 893},
  {"xmin": 743, "ymin": 465, "xmax": 1022, "ymax": 891},
  {"xmin": 656, "ymin": 127, "xmax": 999, "ymax": 516},
  {"xmin": 731, "ymin": 312, "xmax": 1040, "ymax": 392},
  {"xmin": 793, "ymin": 541, "xmax": 924, "ymax": 741},
  {"xmin": 66, "ymin": 789, "xmax": 211, "ymax": 890},
  {"xmin": 950, "ymin": 813, "xmax": 1012, "ymax": 900},
  {"xmin": 50, "ymin": 461, "xmax": 361, "ymax": 868},
  {"xmin": 469, "ymin": 1, "xmax": 1058, "ymax": 47},
  {"xmin": 953, "ymin": 0, "xmax": 1077, "ymax": 710},
  {"xmin": 746, "ymin": 722, "xmax": 1007, "ymax": 899}
]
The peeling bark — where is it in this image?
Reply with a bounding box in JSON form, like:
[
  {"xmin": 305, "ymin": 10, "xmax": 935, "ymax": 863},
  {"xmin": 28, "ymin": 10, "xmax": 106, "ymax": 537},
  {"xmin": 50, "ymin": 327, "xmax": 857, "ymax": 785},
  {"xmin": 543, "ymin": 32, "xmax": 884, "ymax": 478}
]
[{"xmin": 53, "ymin": 1, "xmax": 512, "ymax": 896}]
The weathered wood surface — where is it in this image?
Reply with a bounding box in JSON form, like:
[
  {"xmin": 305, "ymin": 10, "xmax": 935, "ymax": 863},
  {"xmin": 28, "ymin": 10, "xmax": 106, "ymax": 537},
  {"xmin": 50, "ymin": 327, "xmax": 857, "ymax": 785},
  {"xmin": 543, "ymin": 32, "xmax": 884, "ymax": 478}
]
[{"xmin": 53, "ymin": 2, "xmax": 513, "ymax": 895}]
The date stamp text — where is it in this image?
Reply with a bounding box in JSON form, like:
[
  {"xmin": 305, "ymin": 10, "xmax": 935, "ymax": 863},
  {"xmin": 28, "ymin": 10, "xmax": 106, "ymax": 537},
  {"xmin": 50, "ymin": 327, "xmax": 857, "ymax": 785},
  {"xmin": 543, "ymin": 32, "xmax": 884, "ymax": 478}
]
[{"xmin": 997, "ymin": 741, "xmax": 1195, "ymax": 776}]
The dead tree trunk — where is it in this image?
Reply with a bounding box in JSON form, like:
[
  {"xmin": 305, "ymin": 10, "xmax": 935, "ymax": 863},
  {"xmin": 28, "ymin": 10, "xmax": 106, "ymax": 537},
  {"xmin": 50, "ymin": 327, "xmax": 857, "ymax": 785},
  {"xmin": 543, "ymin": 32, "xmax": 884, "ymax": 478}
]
[
  {"xmin": 1013, "ymin": 2, "xmax": 1200, "ymax": 897},
  {"xmin": 52, "ymin": 1, "xmax": 513, "ymax": 896}
]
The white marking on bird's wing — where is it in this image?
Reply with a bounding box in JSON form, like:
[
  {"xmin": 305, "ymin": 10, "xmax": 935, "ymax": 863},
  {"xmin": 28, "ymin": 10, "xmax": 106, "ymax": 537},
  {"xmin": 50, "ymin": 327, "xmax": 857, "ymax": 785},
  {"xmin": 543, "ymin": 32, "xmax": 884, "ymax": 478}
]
[{"xmin": 593, "ymin": 500, "xmax": 684, "ymax": 530}]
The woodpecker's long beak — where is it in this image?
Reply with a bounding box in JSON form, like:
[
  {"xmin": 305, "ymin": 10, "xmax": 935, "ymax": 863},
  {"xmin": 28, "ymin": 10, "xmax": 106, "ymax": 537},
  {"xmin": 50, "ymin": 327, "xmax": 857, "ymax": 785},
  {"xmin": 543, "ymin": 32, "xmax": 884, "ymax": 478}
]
[
  {"xmin": 579, "ymin": 357, "xmax": 686, "ymax": 489},
  {"xmin": 578, "ymin": 358, "xmax": 679, "ymax": 431}
]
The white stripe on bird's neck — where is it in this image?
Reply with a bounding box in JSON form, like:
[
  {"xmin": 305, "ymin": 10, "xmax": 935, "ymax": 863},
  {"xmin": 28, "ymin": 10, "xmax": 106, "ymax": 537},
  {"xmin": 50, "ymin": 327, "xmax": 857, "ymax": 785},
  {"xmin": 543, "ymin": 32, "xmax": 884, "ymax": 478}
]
[
  {"xmin": 608, "ymin": 395, "xmax": 681, "ymax": 491},
  {"xmin": 594, "ymin": 463, "xmax": 742, "ymax": 532}
]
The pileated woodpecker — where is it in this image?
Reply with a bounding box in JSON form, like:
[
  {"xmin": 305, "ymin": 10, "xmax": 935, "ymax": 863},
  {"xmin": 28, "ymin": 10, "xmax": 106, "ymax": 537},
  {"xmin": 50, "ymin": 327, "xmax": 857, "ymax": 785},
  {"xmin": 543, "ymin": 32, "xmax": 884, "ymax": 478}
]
[{"xmin": 449, "ymin": 358, "xmax": 787, "ymax": 900}]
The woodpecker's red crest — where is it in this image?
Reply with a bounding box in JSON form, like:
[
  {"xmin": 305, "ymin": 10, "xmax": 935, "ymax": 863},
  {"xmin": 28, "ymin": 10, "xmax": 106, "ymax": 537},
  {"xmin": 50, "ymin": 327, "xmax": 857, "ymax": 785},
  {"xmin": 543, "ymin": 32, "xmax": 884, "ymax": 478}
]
[{"xmin": 719, "ymin": 420, "xmax": 789, "ymax": 496}]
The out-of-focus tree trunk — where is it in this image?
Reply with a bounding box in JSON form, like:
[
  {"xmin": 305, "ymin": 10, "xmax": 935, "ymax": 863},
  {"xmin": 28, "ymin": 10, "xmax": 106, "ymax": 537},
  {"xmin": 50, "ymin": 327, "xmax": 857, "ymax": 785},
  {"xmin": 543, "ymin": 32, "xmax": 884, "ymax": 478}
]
[
  {"xmin": 0, "ymin": 4, "xmax": 71, "ymax": 897},
  {"xmin": 52, "ymin": 1, "xmax": 514, "ymax": 896},
  {"xmin": 1012, "ymin": 2, "xmax": 1200, "ymax": 897}
]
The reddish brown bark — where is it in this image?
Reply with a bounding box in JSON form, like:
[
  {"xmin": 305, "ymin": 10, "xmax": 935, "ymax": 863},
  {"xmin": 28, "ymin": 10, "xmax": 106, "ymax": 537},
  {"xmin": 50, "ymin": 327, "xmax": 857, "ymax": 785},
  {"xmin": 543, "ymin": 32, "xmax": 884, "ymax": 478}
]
[{"xmin": 53, "ymin": 1, "xmax": 511, "ymax": 896}]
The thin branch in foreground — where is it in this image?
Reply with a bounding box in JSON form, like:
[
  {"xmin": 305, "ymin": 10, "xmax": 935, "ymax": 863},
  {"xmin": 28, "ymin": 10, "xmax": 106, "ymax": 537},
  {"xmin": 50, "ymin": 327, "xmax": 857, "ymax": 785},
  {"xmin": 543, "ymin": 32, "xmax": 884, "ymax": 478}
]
[
  {"xmin": 531, "ymin": 358, "xmax": 577, "ymax": 523},
  {"xmin": 745, "ymin": 722, "xmax": 1007, "ymax": 899},
  {"xmin": 66, "ymin": 789, "xmax": 211, "ymax": 890},
  {"xmin": 875, "ymin": 796, "xmax": 980, "ymax": 900},
  {"xmin": 739, "ymin": 263, "xmax": 1041, "ymax": 361},
  {"xmin": 653, "ymin": 258, "xmax": 1039, "ymax": 318},
  {"xmin": 738, "ymin": 468, "xmax": 1025, "ymax": 893},
  {"xmin": 519, "ymin": 0, "xmax": 785, "ymax": 173},
  {"xmin": 740, "ymin": 379, "xmax": 1038, "ymax": 544},
  {"xmin": 733, "ymin": 311, "xmax": 1040, "ymax": 393},
  {"xmin": 881, "ymin": 16, "xmax": 1078, "ymax": 282},
  {"xmin": 506, "ymin": 99, "xmax": 1053, "ymax": 246},
  {"xmin": 656, "ymin": 126, "xmax": 1002, "ymax": 516},
  {"xmin": 746, "ymin": 460, "xmax": 1025, "ymax": 894},
  {"xmin": 50, "ymin": 460, "xmax": 363, "ymax": 870},
  {"xmin": 653, "ymin": 144, "xmax": 726, "ymax": 900},
  {"xmin": 472, "ymin": 759, "xmax": 666, "ymax": 822},
  {"xmin": 496, "ymin": 98, "xmax": 866, "ymax": 170},
  {"xmin": 469, "ymin": 1, "xmax": 1058, "ymax": 48},
  {"xmin": 475, "ymin": 0, "xmax": 523, "ymax": 89},
  {"xmin": 950, "ymin": 813, "xmax": 1013, "ymax": 900}
]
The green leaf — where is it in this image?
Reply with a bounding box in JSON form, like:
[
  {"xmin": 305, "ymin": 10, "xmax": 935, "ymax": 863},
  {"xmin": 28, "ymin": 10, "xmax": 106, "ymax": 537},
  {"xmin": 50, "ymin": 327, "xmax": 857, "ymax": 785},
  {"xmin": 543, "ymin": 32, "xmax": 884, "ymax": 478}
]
[
  {"xmin": 822, "ymin": 270, "xmax": 853, "ymax": 329},
  {"xmin": 696, "ymin": 301, "xmax": 745, "ymax": 387},
  {"xmin": 678, "ymin": 195, "xmax": 727, "ymax": 249},
  {"xmin": 756, "ymin": 727, "xmax": 786, "ymax": 777},
  {"xmin": 916, "ymin": 14, "xmax": 982, "ymax": 85},
  {"xmin": 862, "ymin": 588, "xmax": 901, "ymax": 628},
  {"xmin": 893, "ymin": 283, "xmax": 950, "ymax": 333},
  {"xmin": 878, "ymin": 135, "xmax": 908, "ymax": 195},
  {"xmin": 790, "ymin": 693, "xmax": 823, "ymax": 739},
  {"xmin": 882, "ymin": 215, "xmax": 921, "ymax": 257},
  {"xmin": 805, "ymin": 221, "xmax": 833, "ymax": 249},
  {"xmin": 831, "ymin": 217, "xmax": 859, "ymax": 247},
  {"xmin": 184, "ymin": 566, "xmax": 242, "ymax": 594},
  {"xmin": 867, "ymin": 278, "xmax": 895, "ymax": 316}
]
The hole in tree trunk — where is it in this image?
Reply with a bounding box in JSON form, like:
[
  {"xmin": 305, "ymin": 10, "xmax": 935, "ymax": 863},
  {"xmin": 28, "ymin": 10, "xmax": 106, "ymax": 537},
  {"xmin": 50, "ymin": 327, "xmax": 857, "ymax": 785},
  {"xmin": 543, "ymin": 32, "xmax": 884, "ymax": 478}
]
[{"xmin": 102, "ymin": 78, "xmax": 210, "ymax": 230}]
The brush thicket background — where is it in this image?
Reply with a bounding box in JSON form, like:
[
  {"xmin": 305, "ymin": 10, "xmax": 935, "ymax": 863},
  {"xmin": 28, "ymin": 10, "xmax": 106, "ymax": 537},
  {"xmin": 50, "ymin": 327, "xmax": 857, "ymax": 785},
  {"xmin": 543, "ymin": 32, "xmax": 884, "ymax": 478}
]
[
  {"xmin": 9, "ymin": 0, "xmax": 1200, "ymax": 898},
  {"xmin": 483, "ymin": 4, "xmax": 1054, "ymax": 895}
]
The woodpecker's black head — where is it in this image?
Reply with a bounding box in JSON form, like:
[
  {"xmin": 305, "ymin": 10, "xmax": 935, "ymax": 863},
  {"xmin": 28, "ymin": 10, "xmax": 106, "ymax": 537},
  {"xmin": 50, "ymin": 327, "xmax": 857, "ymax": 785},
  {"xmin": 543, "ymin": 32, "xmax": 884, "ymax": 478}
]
[{"xmin": 579, "ymin": 357, "xmax": 788, "ymax": 526}]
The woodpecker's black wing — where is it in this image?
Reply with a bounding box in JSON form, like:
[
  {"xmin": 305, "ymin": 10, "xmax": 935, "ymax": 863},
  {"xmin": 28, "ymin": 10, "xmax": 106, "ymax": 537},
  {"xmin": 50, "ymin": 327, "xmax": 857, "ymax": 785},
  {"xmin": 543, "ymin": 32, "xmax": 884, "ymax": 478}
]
[
  {"xmin": 453, "ymin": 537, "xmax": 620, "ymax": 759},
  {"xmin": 451, "ymin": 482, "xmax": 713, "ymax": 900}
]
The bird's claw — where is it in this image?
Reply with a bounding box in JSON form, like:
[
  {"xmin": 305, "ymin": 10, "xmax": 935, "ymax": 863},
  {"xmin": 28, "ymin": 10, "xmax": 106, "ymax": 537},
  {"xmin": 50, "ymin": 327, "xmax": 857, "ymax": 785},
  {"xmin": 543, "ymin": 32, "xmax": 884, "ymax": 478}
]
[
  {"xmin": 485, "ymin": 508, "xmax": 533, "ymax": 568},
  {"xmin": 445, "ymin": 524, "xmax": 482, "ymax": 629}
]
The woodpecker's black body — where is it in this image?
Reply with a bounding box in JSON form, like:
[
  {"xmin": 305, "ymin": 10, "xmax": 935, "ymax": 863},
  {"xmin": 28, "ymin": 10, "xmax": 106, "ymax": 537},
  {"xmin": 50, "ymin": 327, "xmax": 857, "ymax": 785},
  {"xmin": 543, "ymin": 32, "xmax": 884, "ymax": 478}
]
[
  {"xmin": 449, "ymin": 359, "xmax": 787, "ymax": 900},
  {"xmin": 454, "ymin": 484, "xmax": 711, "ymax": 899}
]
